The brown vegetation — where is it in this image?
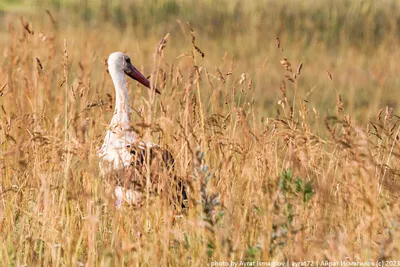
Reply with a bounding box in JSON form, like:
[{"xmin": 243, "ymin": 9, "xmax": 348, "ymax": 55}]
[{"xmin": 1, "ymin": 1, "xmax": 400, "ymax": 265}]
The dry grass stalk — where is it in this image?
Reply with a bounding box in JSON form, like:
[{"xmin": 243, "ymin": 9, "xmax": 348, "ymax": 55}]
[
  {"xmin": 1, "ymin": 5, "xmax": 400, "ymax": 265},
  {"xmin": 297, "ymin": 62, "xmax": 303, "ymax": 75},
  {"xmin": 187, "ymin": 21, "xmax": 205, "ymax": 58},
  {"xmin": 216, "ymin": 68, "xmax": 225, "ymax": 83},
  {"xmin": 157, "ymin": 33, "xmax": 169, "ymax": 56}
]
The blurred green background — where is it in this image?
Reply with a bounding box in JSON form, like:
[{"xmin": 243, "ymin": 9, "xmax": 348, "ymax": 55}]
[
  {"xmin": 2, "ymin": 0, "xmax": 399, "ymax": 48},
  {"xmin": 1, "ymin": 0, "xmax": 400, "ymax": 127}
]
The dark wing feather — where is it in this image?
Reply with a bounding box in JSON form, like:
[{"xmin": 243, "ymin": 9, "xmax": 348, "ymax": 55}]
[{"xmin": 119, "ymin": 143, "xmax": 187, "ymax": 207}]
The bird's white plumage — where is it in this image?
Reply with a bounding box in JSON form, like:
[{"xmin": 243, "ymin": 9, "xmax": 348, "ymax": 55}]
[
  {"xmin": 98, "ymin": 52, "xmax": 156, "ymax": 205},
  {"xmin": 98, "ymin": 52, "xmax": 136, "ymax": 174}
]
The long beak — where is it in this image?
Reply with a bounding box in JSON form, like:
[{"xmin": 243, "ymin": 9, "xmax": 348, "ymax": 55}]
[{"xmin": 125, "ymin": 64, "xmax": 161, "ymax": 94}]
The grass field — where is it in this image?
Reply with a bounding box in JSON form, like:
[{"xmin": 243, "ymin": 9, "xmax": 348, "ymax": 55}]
[{"xmin": 1, "ymin": 0, "xmax": 400, "ymax": 265}]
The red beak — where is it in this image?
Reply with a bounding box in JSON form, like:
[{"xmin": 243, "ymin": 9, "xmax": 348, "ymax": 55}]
[{"xmin": 125, "ymin": 64, "xmax": 161, "ymax": 94}]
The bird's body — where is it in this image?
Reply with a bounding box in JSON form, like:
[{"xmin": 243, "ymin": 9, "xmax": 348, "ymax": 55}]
[{"xmin": 98, "ymin": 52, "xmax": 181, "ymax": 206}]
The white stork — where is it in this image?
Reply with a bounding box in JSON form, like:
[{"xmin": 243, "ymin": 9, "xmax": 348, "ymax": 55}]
[{"xmin": 98, "ymin": 52, "xmax": 183, "ymax": 206}]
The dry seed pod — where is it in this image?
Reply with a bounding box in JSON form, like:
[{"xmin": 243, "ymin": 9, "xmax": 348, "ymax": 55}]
[
  {"xmin": 326, "ymin": 71, "xmax": 333, "ymax": 81},
  {"xmin": 157, "ymin": 33, "xmax": 169, "ymax": 56},
  {"xmin": 216, "ymin": 68, "xmax": 225, "ymax": 83},
  {"xmin": 36, "ymin": 58, "xmax": 43, "ymax": 74},
  {"xmin": 280, "ymin": 58, "xmax": 292, "ymax": 72},
  {"xmin": 377, "ymin": 109, "xmax": 383, "ymax": 121},
  {"xmin": 297, "ymin": 62, "xmax": 303, "ymax": 75},
  {"xmin": 239, "ymin": 73, "xmax": 246, "ymax": 84},
  {"xmin": 187, "ymin": 21, "xmax": 205, "ymax": 57},
  {"xmin": 276, "ymin": 37, "xmax": 281, "ymax": 48},
  {"xmin": 248, "ymin": 79, "xmax": 252, "ymax": 90}
]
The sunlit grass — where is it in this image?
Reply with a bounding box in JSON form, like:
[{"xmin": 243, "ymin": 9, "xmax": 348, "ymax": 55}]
[{"xmin": 1, "ymin": 1, "xmax": 400, "ymax": 266}]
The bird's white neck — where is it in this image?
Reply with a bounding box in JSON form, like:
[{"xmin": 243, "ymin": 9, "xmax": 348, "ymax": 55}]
[{"xmin": 109, "ymin": 67, "xmax": 131, "ymax": 129}]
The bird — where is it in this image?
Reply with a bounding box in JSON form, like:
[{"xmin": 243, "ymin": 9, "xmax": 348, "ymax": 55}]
[{"xmin": 98, "ymin": 52, "xmax": 186, "ymax": 207}]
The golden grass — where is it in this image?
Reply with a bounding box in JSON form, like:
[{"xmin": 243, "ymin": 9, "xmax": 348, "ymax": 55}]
[{"xmin": 1, "ymin": 2, "xmax": 400, "ymax": 266}]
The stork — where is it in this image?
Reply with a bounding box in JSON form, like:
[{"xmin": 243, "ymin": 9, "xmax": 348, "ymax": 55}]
[{"xmin": 98, "ymin": 52, "xmax": 184, "ymax": 207}]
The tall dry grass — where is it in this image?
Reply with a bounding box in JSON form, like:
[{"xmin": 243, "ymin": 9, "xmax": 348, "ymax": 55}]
[{"xmin": 1, "ymin": 1, "xmax": 400, "ymax": 266}]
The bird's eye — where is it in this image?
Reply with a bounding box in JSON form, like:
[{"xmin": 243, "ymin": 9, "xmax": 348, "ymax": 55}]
[{"xmin": 125, "ymin": 57, "xmax": 131, "ymax": 64}]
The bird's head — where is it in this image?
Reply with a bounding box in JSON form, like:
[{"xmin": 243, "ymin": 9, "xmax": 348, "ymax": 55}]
[{"xmin": 107, "ymin": 52, "xmax": 160, "ymax": 94}]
